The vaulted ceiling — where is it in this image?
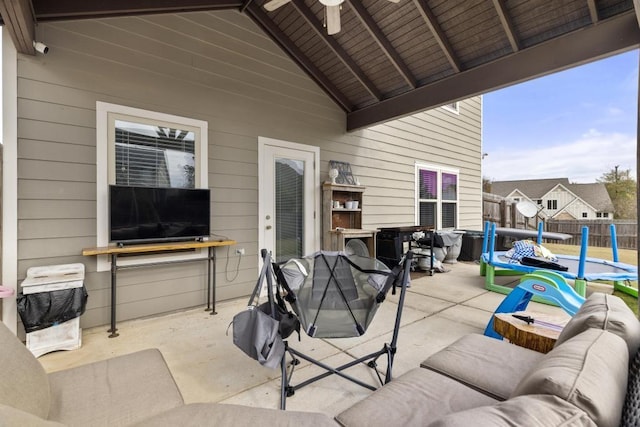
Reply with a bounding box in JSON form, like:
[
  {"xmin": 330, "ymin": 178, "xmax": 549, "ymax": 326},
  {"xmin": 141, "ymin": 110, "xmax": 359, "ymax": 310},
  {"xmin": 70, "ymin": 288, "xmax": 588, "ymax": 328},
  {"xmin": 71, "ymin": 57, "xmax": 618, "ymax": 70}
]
[{"xmin": 1, "ymin": 0, "xmax": 639, "ymax": 130}]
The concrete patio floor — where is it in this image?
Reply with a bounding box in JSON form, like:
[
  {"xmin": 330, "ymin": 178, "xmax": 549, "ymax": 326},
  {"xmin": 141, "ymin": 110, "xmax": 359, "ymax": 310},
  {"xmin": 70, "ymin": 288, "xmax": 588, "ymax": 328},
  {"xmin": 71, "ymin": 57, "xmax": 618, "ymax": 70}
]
[{"xmin": 38, "ymin": 261, "xmax": 572, "ymax": 417}]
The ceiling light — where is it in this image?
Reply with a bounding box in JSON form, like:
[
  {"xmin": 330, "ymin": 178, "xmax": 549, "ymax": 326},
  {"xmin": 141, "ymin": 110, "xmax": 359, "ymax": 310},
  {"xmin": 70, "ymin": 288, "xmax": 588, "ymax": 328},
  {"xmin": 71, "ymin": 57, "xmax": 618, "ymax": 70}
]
[{"xmin": 319, "ymin": 0, "xmax": 344, "ymax": 6}]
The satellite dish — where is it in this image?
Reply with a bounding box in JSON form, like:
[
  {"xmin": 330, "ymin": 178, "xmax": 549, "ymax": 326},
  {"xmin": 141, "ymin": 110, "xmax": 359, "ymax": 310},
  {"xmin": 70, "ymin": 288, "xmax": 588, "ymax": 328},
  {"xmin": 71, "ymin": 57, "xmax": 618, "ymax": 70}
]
[{"xmin": 516, "ymin": 200, "xmax": 538, "ymax": 218}]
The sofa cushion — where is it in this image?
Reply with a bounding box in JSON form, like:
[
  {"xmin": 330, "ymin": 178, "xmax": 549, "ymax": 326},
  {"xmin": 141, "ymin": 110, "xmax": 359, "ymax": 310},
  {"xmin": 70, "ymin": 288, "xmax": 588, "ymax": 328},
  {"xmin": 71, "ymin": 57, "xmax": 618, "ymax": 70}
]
[
  {"xmin": 0, "ymin": 403, "xmax": 66, "ymax": 427},
  {"xmin": 421, "ymin": 333, "xmax": 543, "ymax": 400},
  {"xmin": 131, "ymin": 402, "xmax": 339, "ymax": 426},
  {"xmin": 426, "ymin": 395, "xmax": 596, "ymax": 427},
  {"xmin": 335, "ymin": 367, "xmax": 498, "ymax": 427},
  {"xmin": 0, "ymin": 320, "xmax": 51, "ymax": 419},
  {"xmin": 48, "ymin": 349, "xmax": 184, "ymax": 427},
  {"xmin": 512, "ymin": 329, "xmax": 628, "ymax": 427},
  {"xmin": 556, "ymin": 292, "xmax": 640, "ymax": 358}
]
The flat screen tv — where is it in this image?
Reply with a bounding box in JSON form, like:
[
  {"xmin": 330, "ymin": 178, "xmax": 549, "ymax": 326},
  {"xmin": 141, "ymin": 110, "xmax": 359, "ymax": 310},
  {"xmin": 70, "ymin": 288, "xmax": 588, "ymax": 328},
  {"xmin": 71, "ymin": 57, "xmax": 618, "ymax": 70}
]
[{"xmin": 110, "ymin": 185, "xmax": 210, "ymax": 244}]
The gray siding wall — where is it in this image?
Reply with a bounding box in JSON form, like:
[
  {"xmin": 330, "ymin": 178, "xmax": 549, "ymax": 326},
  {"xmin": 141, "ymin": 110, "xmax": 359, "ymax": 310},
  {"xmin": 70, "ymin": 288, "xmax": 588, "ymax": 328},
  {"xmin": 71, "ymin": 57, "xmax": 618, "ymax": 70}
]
[{"xmin": 16, "ymin": 10, "xmax": 482, "ymax": 329}]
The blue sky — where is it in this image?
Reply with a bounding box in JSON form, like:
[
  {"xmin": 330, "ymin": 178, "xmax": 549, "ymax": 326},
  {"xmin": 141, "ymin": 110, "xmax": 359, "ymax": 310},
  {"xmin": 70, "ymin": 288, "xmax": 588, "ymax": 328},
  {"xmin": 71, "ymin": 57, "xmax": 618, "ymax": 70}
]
[{"xmin": 482, "ymin": 49, "xmax": 638, "ymax": 183}]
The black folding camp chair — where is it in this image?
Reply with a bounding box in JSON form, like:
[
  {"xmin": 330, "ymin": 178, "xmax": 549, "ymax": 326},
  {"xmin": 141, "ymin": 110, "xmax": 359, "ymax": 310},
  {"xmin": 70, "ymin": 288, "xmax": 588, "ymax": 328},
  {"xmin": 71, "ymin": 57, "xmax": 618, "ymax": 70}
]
[{"xmin": 273, "ymin": 250, "xmax": 413, "ymax": 410}]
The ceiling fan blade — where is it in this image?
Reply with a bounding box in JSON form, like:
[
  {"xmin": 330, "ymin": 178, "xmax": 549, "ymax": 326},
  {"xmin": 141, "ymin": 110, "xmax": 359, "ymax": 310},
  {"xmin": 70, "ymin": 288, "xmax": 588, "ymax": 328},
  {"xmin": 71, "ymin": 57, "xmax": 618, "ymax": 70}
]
[
  {"xmin": 264, "ymin": 0, "xmax": 291, "ymax": 12},
  {"xmin": 326, "ymin": 5, "xmax": 341, "ymax": 35}
]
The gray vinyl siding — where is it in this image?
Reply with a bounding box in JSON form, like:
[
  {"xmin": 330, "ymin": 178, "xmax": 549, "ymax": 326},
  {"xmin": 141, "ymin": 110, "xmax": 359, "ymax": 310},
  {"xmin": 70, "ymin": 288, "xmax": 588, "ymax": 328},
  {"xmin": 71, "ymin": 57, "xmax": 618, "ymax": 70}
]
[{"xmin": 16, "ymin": 10, "xmax": 481, "ymax": 329}]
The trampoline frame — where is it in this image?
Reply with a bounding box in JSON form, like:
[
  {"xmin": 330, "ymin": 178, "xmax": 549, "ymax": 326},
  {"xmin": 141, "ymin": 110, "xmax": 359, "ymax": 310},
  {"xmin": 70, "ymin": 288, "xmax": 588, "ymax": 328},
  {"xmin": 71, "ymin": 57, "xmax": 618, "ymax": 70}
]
[{"xmin": 480, "ymin": 222, "xmax": 638, "ymax": 298}]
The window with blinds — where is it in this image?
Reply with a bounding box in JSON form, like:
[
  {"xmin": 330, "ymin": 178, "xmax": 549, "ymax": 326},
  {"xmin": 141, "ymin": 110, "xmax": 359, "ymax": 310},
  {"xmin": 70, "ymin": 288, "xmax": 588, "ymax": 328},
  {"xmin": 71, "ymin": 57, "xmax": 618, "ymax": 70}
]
[
  {"xmin": 114, "ymin": 120, "xmax": 196, "ymax": 188},
  {"xmin": 418, "ymin": 169, "xmax": 437, "ymax": 228},
  {"xmin": 275, "ymin": 158, "xmax": 305, "ymax": 262},
  {"xmin": 416, "ymin": 164, "xmax": 459, "ymax": 229},
  {"xmin": 441, "ymin": 172, "xmax": 457, "ymax": 228}
]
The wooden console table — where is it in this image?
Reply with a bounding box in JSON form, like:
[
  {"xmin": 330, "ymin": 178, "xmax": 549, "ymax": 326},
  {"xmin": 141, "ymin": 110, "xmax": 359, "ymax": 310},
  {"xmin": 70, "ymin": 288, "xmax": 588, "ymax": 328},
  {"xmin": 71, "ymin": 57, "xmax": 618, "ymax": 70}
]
[{"xmin": 83, "ymin": 239, "xmax": 235, "ymax": 338}]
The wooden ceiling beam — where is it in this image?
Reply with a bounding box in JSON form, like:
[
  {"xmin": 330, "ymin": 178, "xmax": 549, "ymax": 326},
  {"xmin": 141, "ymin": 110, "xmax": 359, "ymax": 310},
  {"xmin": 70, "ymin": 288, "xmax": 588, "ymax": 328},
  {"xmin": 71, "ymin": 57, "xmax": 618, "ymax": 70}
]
[
  {"xmin": 347, "ymin": 11, "xmax": 640, "ymax": 131},
  {"xmin": 291, "ymin": 0, "xmax": 382, "ymax": 101},
  {"xmin": 492, "ymin": 0, "xmax": 520, "ymax": 52},
  {"xmin": 245, "ymin": 3, "xmax": 353, "ymax": 112},
  {"xmin": 347, "ymin": 0, "xmax": 417, "ymax": 89},
  {"xmin": 0, "ymin": 0, "xmax": 36, "ymax": 54},
  {"xmin": 412, "ymin": 0, "xmax": 461, "ymax": 73},
  {"xmin": 31, "ymin": 0, "xmax": 241, "ymax": 21},
  {"xmin": 587, "ymin": 0, "xmax": 599, "ymax": 23}
]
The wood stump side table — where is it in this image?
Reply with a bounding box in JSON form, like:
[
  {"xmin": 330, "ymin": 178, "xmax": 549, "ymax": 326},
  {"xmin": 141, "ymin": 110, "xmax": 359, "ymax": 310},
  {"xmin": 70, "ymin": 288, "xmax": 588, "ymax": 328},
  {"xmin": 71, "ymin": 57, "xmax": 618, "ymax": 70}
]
[{"xmin": 493, "ymin": 311, "xmax": 570, "ymax": 353}]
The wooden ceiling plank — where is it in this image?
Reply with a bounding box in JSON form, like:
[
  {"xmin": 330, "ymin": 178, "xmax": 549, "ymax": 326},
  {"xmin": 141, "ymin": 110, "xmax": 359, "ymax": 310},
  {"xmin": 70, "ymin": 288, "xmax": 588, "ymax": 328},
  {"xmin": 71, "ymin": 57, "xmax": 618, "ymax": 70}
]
[
  {"xmin": 411, "ymin": 0, "xmax": 461, "ymax": 72},
  {"xmin": 587, "ymin": 0, "xmax": 599, "ymax": 23},
  {"xmin": 32, "ymin": 0, "xmax": 242, "ymax": 20},
  {"xmin": 0, "ymin": 0, "xmax": 35, "ymax": 54},
  {"xmin": 491, "ymin": 0, "xmax": 520, "ymax": 52},
  {"xmin": 347, "ymin": 0, "xmax": 417, "ymax": 89},
  {"xmin": 290, "ymin": 0, "xmax": 382, "ymax": 101},
  {"xmin": 245, "ymin": 3, "xmax": 353, "ymax": 112},
  {"xmin": 347, "ymin": 11, "xmax": 640, "ymax": 130}
]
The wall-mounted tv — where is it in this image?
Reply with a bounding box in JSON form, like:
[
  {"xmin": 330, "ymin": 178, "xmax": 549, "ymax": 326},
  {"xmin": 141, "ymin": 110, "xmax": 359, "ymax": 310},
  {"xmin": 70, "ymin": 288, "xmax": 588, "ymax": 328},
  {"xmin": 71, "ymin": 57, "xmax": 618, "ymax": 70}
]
[{"xmin": 110, "ymin": 185, "xmax": 211, "ymax": 244}]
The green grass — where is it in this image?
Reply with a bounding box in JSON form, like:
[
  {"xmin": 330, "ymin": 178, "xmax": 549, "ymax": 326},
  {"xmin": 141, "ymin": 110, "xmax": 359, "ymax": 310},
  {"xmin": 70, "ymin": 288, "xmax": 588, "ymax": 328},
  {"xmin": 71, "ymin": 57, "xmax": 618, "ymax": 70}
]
[{"xmin": 544, "ymin": 243, "xmax": 638, "ymax": 315}]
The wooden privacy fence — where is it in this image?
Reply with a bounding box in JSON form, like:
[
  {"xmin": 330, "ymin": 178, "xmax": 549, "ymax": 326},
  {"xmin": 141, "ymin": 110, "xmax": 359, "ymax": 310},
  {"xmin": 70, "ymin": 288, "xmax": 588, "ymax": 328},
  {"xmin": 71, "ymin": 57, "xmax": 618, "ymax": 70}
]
[
  {"xmin": 482, "ymin": 193, "xmax": 637, "ymax": 249},
  {"xmin": 482, "ymin": 193, "xmax": 537, "ymax": 230},
  {"xmin": 545, "ymin": 220, "xmax": 637, "ymax": 250}
]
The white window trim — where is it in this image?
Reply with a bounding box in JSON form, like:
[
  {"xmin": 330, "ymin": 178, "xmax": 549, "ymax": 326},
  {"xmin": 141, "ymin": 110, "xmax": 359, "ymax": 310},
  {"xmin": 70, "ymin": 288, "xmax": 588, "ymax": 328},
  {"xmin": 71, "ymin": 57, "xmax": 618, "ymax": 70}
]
[
  {"xmin": 96, "ymin": 102, "xmax": 208, "ymax": 271},
  {"xmin": 414, "ymin": 162, "xmax": 459, "ymax": 230},
  {"xmin": 442, "ymin": 102, "xmax": 460, "ymax": 114}
]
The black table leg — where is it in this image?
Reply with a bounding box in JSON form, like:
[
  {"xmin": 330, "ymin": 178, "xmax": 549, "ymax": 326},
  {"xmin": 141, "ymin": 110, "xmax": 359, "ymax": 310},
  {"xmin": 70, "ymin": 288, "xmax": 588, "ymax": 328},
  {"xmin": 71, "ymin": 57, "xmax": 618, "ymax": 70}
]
[
  {"xmin": 205, "ymin": 246, "xmax": 212, "ymax": 312},
  {"xmin": 210, "ymin": 246, "xmax": 217, "ymax": 315},
  {"xmin": 108, "ymin": 253, "xmax": 119, "ymax": 338}
]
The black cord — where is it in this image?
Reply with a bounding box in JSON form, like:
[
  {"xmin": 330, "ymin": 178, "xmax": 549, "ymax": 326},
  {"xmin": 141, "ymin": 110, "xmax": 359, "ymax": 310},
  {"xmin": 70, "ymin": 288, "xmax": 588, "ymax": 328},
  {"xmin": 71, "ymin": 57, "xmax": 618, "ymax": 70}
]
[{"xmin": 225, "ymin": 246, "xmax": 242, "ymax": 282}]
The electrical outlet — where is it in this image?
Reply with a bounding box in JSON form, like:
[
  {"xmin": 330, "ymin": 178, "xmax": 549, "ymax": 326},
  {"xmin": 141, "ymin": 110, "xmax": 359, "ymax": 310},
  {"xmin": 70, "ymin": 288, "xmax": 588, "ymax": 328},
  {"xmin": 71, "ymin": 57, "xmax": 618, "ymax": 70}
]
[{"xmin": 235, "ymin": 248, "xmax": 245, "ymax": 255}]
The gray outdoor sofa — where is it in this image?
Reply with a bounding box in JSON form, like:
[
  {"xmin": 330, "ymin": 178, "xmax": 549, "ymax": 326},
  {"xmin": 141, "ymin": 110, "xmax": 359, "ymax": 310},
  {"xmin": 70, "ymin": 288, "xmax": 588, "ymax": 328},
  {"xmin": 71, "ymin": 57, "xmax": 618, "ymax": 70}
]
[{"xmin": 1, "ymin": 292, "xmax": 638, "ymax": 426}]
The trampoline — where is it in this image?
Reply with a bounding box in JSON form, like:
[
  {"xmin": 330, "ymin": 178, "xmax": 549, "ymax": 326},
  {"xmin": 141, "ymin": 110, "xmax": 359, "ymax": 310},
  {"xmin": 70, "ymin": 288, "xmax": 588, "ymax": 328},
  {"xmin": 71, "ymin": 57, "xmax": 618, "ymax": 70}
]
[{"xmin": 481, "ymin": 222, "xmax": 638, "ymax": 298}]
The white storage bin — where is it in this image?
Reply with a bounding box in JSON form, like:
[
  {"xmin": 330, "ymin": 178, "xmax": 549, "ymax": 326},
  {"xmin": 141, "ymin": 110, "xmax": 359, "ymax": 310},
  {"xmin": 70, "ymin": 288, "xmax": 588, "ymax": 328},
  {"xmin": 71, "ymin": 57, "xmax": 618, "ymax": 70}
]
[
  {"xmin": 26, "ymin": 317, "xmax": 82, "ymax": 358},
  {"xmin": 21, "ymin": 263, "xmax": 85, "ymax": 357}
]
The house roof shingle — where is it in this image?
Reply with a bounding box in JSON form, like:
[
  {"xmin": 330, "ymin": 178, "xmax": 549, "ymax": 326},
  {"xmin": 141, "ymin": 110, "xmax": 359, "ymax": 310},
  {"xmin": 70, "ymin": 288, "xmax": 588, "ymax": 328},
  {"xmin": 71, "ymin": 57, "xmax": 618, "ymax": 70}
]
[
  {"xmin": 490, "ymin": 178, "xmax": 570, "ymax": 199},
  {"xmin": 490, "ymin": 178, "xmax": 614, "ymax": 212}
]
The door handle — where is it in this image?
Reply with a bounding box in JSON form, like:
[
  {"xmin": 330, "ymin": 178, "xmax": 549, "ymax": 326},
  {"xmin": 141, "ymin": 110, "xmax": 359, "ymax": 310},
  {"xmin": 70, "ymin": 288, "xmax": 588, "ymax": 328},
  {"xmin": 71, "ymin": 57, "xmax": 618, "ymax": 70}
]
[{"xmin": 266, "ymin": 225, "xmax": 272, "ymax": 230}]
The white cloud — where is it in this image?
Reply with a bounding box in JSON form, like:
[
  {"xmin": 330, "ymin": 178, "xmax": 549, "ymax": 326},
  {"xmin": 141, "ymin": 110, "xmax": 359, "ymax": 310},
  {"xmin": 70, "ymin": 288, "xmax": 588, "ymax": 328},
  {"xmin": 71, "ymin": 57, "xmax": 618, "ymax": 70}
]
[
  {"xmin": 607, "ymin": 107, "xmax": 624, "ymax": 116},
  {"xmin": 483, "ymin": 131, "xmax": 636, "ymax": 183}
]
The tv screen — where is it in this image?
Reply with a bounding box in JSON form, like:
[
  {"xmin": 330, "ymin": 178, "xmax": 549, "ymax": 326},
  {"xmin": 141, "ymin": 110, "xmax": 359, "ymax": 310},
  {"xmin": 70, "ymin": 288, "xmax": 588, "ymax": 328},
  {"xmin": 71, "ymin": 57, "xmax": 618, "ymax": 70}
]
[{"xmin": 110, "ymin": 185, "xmax": 211, "ymax": 244}]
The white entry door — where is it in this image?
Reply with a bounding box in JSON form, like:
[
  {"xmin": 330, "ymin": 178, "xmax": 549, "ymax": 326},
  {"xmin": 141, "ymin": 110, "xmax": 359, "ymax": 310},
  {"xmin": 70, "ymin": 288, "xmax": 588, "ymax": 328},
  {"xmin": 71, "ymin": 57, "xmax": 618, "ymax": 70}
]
[{"xmin": 259, "ymin": 137, "xmax": 319, "ymax": 263}]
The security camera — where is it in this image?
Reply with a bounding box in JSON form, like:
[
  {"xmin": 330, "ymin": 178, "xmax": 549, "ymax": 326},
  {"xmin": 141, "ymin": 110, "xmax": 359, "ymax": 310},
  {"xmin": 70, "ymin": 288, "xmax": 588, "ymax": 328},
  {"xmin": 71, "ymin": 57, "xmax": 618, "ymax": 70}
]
[{"xmin": 32, "ymin": 41, "xmax": 49, "ymax": 55}]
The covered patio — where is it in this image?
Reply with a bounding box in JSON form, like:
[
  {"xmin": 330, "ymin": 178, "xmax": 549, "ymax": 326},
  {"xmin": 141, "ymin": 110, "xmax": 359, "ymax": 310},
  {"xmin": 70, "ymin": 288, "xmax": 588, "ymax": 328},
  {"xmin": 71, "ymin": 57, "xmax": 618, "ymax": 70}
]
[
  {"xmin": 0, "ymin": 0, "xmax": 639, "ymax": 424},
  {"xmin": 37, "ymin": 261, "xmax": 573, "ymax": 415}
]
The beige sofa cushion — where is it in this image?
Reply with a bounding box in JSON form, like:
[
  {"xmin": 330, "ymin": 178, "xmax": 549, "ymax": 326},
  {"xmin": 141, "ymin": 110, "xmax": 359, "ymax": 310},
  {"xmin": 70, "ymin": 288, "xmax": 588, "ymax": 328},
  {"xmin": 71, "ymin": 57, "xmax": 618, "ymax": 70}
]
[
  {"xmin": 426, "ymin": 395, "xmax": 596, "ymax": 427},
  {"xmin": 132, "ymin": 403, "xmax": 338, "ymax": 426},
  {"xmin": 421, "ymin": 333, "xmax": 543, "ymax": 400},
  {"xmin": 512, "ymin": 329, "xmax": 628, "ymax": 427},
  {"xmin": 48, "ymin": 349, "xmax": 184, "ymax": 427},
  {"xmin": 556, "ymin": 292, "xmax": 640, "ymax": 358},
  {"xmin": 0, "ymin": 321, "xmax": 51, "ymax": 419},
  {"xmin": 0, "ymin": 403, "xmax": 66, "ymax": 427},
  {"xmin": 336, "ymin": 367, "xmax": 498, "ymax": 427}
]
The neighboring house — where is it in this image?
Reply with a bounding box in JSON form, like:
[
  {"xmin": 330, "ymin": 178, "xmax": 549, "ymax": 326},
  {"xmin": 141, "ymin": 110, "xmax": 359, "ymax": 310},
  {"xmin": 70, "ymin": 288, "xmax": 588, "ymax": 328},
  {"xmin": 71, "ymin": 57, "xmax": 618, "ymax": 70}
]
[
  {"xmin": 0, "ymin": 12, "xmax": 482, "ymax": 331},
  {"xmin": 490, "ymin": 178, "xmax": 614, "ymax": 220}
]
